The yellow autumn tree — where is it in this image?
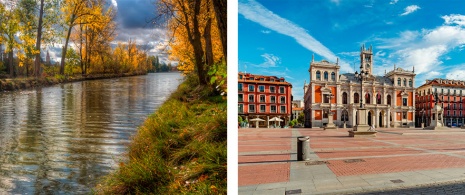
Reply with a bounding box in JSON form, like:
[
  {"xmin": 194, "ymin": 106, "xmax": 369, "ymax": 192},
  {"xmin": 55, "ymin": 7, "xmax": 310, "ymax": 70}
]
[{"xmin": 158, "ymin": 0, "xmax": 224, "ymax": 85}]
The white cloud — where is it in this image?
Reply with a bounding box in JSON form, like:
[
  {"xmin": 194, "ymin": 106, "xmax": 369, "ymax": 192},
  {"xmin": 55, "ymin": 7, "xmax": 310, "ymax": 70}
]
[
  {"xmin": 390, "ymin": 0, "xmax": 399, "ymax": 4},
  {"xmin": 396, "ymin": 45, "xmax": 447, "ymax": 74},
  {"xmin": 259, "ymin": 53, "xmax": 281, "ymax": 68},
  {"xmin": 239, "ymin": 0, "xmax": 352, "ymax": 72},
  {"xmin": 400, "ymin": 5, "xmax": 420, "ymax": 16},
  {"xmin": 426, "ymin": 71, "xmax": 442, "ymax": 78},
  {"xmin": 375, "ymin": 14, "xmax": 465, "ymax": 84},
  {"xmin": 261, "ymin": 30, "xmax": 271, "ymax": 34},
  {"xmin": 442, "ymin": 14, "xmax": 465, "ymax": 26},
  {"xmin": 375, "ymin": 50, "xmax": 386, "ymax": 57},
  {"xmin": 330, "ymin": 0, "xmax": 340, "ymax": 5},
  {"xmin": 111, "ymin": 0, "xmax": 117, "ymax": 7},
  {"xmin": 376, "ymin": 30, "xmax": 420, "ymax": 49},
  {"xmin": 446, "ymin": 68, "xmax": 465, "ymax": 80}
]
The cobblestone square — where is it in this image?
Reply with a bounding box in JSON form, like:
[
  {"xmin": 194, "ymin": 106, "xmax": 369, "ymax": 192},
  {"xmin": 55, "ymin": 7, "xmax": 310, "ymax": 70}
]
[{"xmin": 239, "ymin": 127, "xmax": 465, "ymax": 194}]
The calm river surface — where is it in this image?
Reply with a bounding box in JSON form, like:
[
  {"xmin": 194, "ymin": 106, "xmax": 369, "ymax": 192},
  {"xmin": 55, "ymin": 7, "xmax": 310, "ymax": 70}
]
[{"xmin": 0, "ymin": 73, "xmax": 183, "ymax": 194}]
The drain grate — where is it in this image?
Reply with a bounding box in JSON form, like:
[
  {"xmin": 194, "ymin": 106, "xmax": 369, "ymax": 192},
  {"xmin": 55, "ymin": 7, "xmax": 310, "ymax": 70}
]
[
  {"xmin": 305, "ymin": 161, "xmax": 328, "ymax": 166},
  {"xmin": 285, "ymin": 189, "xmax": 302, "ymax": 195},
  {"xmin": 343, "ymin": 159, "xmax": 366, "ymax": 163},
  {"xmin": 390, "ymin": 179, "xmax": 404, "ymax": 183}
]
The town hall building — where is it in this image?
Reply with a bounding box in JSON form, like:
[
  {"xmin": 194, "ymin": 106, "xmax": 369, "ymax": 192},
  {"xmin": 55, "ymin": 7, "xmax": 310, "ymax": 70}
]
[{"xmin": 303, "ymin": 45, "xmax": 416, "ymax": 128}]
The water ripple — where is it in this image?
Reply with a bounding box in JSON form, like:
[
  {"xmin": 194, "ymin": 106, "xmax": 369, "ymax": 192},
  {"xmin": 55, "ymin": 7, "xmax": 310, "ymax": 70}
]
[{"xmin": 0, "ymin": 73, "xmax": 183, "ymax": 194}]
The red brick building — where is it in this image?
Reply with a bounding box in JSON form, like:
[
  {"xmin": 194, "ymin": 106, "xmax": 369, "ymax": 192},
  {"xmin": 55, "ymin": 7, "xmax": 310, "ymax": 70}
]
[
  {"xmin": 238, "ymin": 72, "xmax": 293, "ymax": 127},
  {"xmin": 415, "ymin": 78, "xmax": 465, "ymax": 127}
]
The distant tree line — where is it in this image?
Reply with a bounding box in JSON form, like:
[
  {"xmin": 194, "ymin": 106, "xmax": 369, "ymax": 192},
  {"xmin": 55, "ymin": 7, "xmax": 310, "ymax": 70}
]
[{"xmin": 148, "ymin": 55, "xmax": 177, "ymax": 73}]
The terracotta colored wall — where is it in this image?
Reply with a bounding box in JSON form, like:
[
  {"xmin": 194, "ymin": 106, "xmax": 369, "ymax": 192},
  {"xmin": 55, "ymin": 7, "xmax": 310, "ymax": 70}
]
[
  {"xmin": 396, "ymin": 112, "xmax": 401, "ymax": 121},
  {"xmin": 332, "ymin": 111, "xmax": 337, "ymax": 120},
  {"xmin": 315, "ymin": 110, "xmax": 322, "ymax": 120},
  {"xmin": 408, "ymin": 112, "xmax": 413, "ymax": 120},
  {"xmin": 331, "ymin": 87, "xmax": 337, "ymax": 103},
  {"xmin": 396, "ymin": 91, "xmax": 402, "ymax": 106},
  {"xmin": 315, "ymin": 86, "xmax": 322, "ymax": 103}
]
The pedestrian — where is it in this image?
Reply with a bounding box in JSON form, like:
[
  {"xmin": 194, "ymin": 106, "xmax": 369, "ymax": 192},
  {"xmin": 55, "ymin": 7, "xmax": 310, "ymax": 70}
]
[{"xmin": 369, "ymin": 124, "xmax": 376, "ymax": 131}]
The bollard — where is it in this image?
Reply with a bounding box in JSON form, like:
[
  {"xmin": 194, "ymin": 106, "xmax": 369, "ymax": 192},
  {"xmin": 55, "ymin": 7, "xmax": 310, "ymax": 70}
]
[{"xmin": 297, "ymin": 136, "xmax": 310, "ymax": 161}]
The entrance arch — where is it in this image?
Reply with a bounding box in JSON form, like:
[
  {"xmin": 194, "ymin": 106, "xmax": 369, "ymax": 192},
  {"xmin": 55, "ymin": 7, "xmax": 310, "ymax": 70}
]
[
  {"xmin": 379, "ymin": 112, "xmax": 383, "ymax": 128},
  {"xmin": 368, "ymin": 111, "xmax": 372, "ymax": 126}
]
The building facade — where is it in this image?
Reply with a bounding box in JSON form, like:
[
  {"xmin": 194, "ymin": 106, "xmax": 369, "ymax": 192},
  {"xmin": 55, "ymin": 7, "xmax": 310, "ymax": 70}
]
[
  {"xmin": 304, "ymin": 45, "xmax": 416, "ymax": 128},
  {"xmin": 291, "ymin": 100, "xmax": 304, "ymax": 122},
  {"xmin": 238, "ymin": 72, "xmax": 292, "ymax": 127},
  {"xmin": 415, "ymin": 78, "xmax": 465, "ymax": 127}
]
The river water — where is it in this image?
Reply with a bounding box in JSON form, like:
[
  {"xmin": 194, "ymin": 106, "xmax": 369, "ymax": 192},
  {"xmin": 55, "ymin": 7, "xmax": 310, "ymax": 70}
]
[{"xmin": 0, "ymin": 73, "xmax": 183, "ymax": 194}]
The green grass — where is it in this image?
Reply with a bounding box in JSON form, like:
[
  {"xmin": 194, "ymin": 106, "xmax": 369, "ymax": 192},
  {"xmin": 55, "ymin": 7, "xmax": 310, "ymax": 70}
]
[{"xmin": 95, "ymin": 74, "xmax": 227, "ymax": 194}]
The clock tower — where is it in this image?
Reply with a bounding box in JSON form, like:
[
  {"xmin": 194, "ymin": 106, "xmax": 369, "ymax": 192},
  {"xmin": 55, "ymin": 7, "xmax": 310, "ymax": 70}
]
[{"xmin": 360, "ymin": 44, "xmax": 373, "ymax": 75}]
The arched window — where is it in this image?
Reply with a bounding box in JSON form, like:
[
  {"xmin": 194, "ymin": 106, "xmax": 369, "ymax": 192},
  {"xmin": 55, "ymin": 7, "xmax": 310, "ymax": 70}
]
[
  {"xmin": 403, "ymin": 78, "xmax": 407, "ymax": 86},
  {"xmin": 316, "ymin": 71, "xmax": 321, "ymax": 80},
  {"xmin": 397, "ymin": 78, "xmax": 401, "ymax": 86},
  {"xmin": 387, "ymin": 95, "xmax": 391, "ymax": 105},
  {"xmin": 324, "ymin": 71, "xmax": 329, "ymax": 81},
  {"xmin": 354, "ymin": 93, "xmax": 359, "ymax": 103},
  {"xmin": 331, "ymin": 72, "xmax": 336, "ymax": 81},
  {"xmin": 343, "ymin": 92, "xmax": 348, "ymax": 104},
  {"xmin": 409, "ymin": 79, "xmax": 412, "ymax": 87},
  {"xmin": 365, "ymin": 93, "xmax": 371, "ymax": 104},
  {"xmin": 376, "ymin": 93, "xmax": 382, "ymax": 104}
]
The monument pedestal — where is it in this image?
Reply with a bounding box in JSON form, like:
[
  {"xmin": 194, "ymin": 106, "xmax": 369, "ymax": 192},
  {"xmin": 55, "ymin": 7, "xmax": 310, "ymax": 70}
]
[
  {"xmin": 424, "ymin": 104, "xmax": 450, "ymax": 130},
  {"xmin": 349, "ymin": 108, "xmax": 377, "ymax": 137},
  {"xmin": 324, "ymin": 113, "xmax": 337, "ymax": 130}
]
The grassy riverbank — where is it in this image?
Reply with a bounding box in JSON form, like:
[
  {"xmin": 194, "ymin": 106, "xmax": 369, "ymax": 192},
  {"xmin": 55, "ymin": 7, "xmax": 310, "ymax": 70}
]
[
  {"xmin": 0, "ymin": 72, "xmax": 146, "ymax": 92},
  {"xmin": 95, "ymin": 74, "xmax": 227, "ymax": 194}
]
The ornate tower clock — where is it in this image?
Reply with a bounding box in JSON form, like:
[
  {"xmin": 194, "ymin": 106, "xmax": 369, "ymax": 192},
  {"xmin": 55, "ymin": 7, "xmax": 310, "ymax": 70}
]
[{"xmin": 360, "ymin": 44, "xmax": 373, "ymax": 75}]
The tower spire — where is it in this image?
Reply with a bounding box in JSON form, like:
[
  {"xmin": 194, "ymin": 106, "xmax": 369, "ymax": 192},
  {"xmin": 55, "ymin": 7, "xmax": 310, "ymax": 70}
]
[{"xmin": 312, "ymin": 53, "xmax": 314, "ymax": 62}]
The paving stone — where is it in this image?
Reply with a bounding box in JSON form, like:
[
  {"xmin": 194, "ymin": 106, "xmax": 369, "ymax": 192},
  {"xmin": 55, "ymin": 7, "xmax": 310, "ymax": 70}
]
[
  {"xmin": 238, "ymin": 127, "xmax": 465, "ymax": 194},
  {"xmin": 252, "ymin": 187, "xmax": 285, "ymax": 195}
]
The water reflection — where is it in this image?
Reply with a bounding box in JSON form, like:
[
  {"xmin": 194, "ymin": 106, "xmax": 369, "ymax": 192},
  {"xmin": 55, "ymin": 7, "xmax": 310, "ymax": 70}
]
[{"xmin": 0, "ymin": 73, "xmax": 182, "ymax": 194}]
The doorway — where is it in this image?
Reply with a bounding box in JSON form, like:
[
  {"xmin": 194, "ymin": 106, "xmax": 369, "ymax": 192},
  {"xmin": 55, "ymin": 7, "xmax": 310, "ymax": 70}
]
[{"xmin": 368, "ymin": 111, "xmax": 372, "ymax": 126}]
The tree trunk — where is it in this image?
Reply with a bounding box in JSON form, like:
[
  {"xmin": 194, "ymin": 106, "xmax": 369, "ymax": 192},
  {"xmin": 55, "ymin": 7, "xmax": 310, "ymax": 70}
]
[
  {"xmin": 60, "ymin": 25, "xmax": 73, "ymax": 75},
  {"xmin": 212, "ymin": 0, "xmax": 227, "ymax": 60},
  {"xmin": 203, "ymin": 4, "xmax": 214, "ymax": 67},
  {"xmin": 192, "ymin": 0, "xmax": 206, "ymax": 85},
  {"xmin": 34, "ymin": 0, "xmax": 45, "ymax": 77},
  {"xmin": 8, "ymin": 51, "xmax": 14, "ymax": 78}
]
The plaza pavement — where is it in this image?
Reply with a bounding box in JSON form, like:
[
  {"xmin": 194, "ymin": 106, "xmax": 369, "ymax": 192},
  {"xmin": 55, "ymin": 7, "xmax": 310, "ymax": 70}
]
[{"xmin": 238, "ymin": 127, "xmax": 465, "ymax": 194}]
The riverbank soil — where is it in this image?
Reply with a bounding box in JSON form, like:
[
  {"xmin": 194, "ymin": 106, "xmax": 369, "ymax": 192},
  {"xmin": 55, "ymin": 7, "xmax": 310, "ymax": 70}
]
[
  {"xmin": 0, "ymin": 72, "xmax": 145, "ymax": 92},
  {"xmin": 96, "ymin": 75, "xmax": 227, "ymax": 194}
]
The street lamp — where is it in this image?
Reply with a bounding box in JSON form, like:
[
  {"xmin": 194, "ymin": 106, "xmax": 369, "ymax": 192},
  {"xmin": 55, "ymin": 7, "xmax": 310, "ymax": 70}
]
[{"xmin": 354, "ymin": 69, "xmax": 369, "ymax": 108}]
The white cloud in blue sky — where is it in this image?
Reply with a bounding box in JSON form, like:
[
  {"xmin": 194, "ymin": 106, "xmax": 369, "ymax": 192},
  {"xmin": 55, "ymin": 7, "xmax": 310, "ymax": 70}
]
[
  {"xmin": 238, "ymin": 0, "xmax": 351, "ymax": 73},
  {"xmin": 239, "ymin": 0, "xmax": 465, "ymax": 100},
  {"xmin": 400, "ymin": 5, "xmax": 420, "ymax": 16},
  {"xmin": 390, "ymin": 0, "xmax": 399, "ymax": 5}
]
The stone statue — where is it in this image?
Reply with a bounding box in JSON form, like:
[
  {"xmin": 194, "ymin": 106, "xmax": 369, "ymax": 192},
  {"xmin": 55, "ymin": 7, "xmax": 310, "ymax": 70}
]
[{"xmin": 434, "ymin": 92, "xmax": 439, "ymax": 105}]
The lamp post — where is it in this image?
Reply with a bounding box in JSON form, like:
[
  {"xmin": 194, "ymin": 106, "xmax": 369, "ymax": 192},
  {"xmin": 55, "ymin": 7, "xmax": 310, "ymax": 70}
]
[
  {"xmin": 355, "ymin": 69, "xmax": 369, "ymax": 108},
  {"xmin": 349, "ymin": 66, "xmax": 374, "ymax": 135}
]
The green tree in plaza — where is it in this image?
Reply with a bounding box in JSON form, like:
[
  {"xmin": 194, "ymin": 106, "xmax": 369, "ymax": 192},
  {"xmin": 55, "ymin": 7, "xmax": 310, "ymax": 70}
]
[{"xmin": 298, "ymin": 112, "xmax": 305, "ymax": 125}]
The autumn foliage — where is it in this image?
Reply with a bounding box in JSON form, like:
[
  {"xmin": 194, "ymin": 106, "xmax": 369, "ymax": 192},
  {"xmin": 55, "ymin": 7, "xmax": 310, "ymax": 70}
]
[
  {"xmin": 158, "ymin": 0, "xmax": 227, "ymax": 86},
  {"xmin": 0, "ymin": 0, "xmax": 152, "ymax": 78}
]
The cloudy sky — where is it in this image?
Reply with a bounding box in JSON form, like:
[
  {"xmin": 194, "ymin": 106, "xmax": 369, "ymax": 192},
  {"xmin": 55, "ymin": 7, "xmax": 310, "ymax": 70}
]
[
  {"xmin": 238, "ymin": 0, "xmax": 465, "ymax": 100},
  {"xmin": 48, "ymin": 0, "xmax": 170, "ymax": 64}
]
